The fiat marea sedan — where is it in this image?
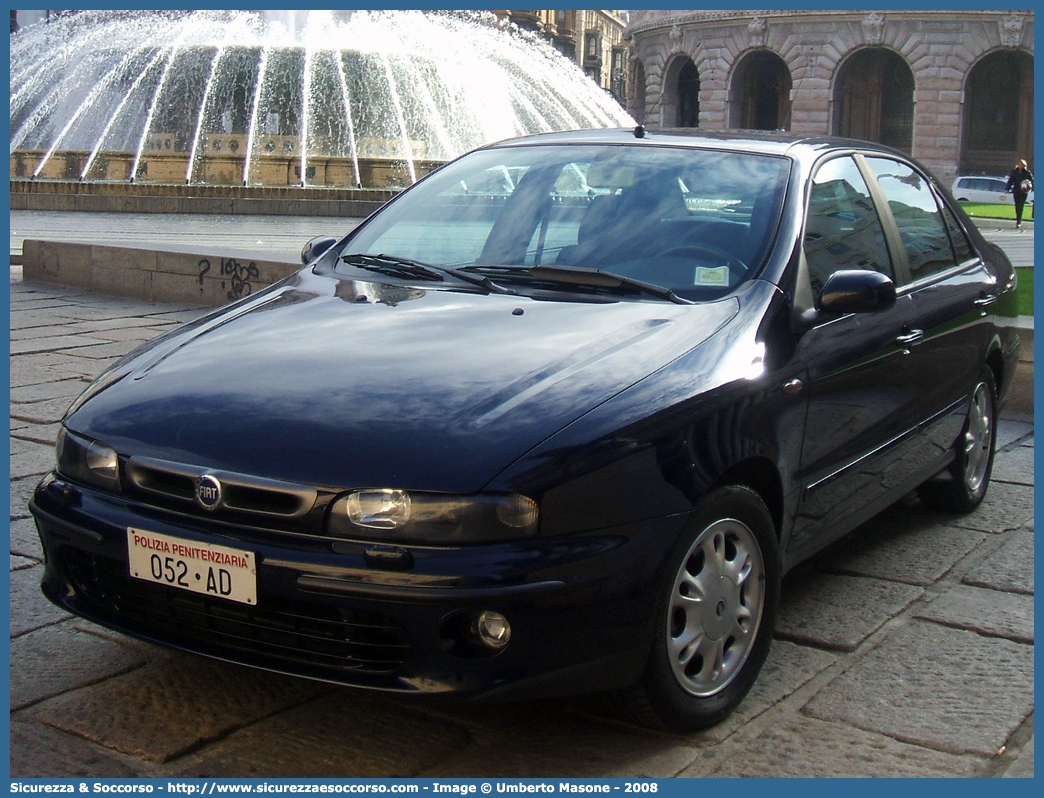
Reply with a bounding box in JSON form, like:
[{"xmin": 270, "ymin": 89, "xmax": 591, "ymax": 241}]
[{"xmin": 31, "ymin": 129, "xmax": 1020, "ymax": 731}]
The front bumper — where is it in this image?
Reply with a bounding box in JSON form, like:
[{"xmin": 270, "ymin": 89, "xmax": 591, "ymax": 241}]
[{"xmin": 30, "ymin": 473, "xmax": 687, "ymax": 700}]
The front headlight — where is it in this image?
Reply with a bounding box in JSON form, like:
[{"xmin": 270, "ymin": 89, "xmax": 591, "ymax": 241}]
[
  {"xmin": 56, "ymin": 427, "xmax": 121, "ymax": 493},
  {"xmin": 328, "ymin": 488, "xmax": 539, "ymax": 543}
]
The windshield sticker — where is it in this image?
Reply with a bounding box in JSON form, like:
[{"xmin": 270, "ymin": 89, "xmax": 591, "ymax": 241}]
[{"xmin": 695, "ymin": 266, "xmax": 730, "ymax": 286}]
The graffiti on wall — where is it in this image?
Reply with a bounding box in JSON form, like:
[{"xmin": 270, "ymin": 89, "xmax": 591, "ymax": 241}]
[{"xmin": 199, "ymin": 257, "xmax": 262, "ymax": 301}]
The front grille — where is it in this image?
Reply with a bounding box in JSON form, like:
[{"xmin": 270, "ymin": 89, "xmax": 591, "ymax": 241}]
[
  {"xmin": 124, "ymin": 457, "xmax": 318, "ymax": 519},
  {"xmin": 62, "ymin": 548, "xmax": 410, "ymax": 675}
]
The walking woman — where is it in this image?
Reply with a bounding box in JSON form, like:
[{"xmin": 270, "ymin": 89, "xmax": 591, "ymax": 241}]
[{"xmin": 1006, "ymin": 159, "xmax": 1034, "ymax": 230}]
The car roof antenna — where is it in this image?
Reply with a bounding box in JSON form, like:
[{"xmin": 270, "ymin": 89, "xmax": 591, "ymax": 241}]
[{"xmin": 634, "ymin": 90, "xmax": 667, "ymax": 139}]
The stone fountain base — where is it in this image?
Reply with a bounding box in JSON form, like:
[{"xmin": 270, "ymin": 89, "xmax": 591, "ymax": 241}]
[
  {"xmin": 10, "ymin": 178, "xmax": 397, "ymax": 218},
  {"xmin": 10, "ymin": 149, "xmax": 443, "ymax": 217}
]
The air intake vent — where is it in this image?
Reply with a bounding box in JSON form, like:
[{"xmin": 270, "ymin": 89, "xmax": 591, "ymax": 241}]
[{"xmin": 64, "ymin": 549, "xmax": 411, "ymax": 674}]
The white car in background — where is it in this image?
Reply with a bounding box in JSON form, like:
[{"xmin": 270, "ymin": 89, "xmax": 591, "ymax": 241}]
[{"xmin": 951, "ymin": 175, "xmax": 1033, "ymax": 206}]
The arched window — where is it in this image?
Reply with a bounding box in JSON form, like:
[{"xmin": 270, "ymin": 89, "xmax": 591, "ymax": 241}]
[
  {"xmin": 730, "ymin": 51, "xmax": 791, "ymax": 130},
  {"xmin": 677, "ymin": 59, "xmax": 700, "ymax": 127},
  {"xmin": 962, "ymin": 50, "xmax": 1034, "ymax": 174},
  {"xmin": 834, "ymin": 48, "xmax": 913, "ymax": 153}
]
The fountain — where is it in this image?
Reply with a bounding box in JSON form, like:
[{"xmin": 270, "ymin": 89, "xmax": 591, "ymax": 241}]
[{"xmin": 10, "ymin": 9, "xmax": 634, "ymax": 190}]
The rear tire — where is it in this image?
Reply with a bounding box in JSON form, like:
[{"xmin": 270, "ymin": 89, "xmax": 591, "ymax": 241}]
[
  {"xmin": 917, "ymin": 369, "xmax": 996, "ymax": 513},
  {"xmin": 617, "ymin": 485, "xmax": 780, "ymax": 731}
]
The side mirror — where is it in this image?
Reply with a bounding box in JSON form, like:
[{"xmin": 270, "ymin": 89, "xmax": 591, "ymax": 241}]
[
  {"xmin": 819, "ymin": 269, "xmax": 896, "ymax": 314},
  {"xmin": 301, "ymin": 235, "xmax": 337, "ymax": 265}
]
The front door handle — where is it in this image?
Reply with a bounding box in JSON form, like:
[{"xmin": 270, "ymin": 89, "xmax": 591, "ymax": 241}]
[
  {"xmin": 896, "ymin": 328, "xmax": 924, "ymax": 348},
  {"xmin": 973, "ymin": 294, "xmax": 998, "ymax": 308}
]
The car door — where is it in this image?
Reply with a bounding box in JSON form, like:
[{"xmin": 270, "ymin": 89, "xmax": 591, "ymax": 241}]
[
  {"xmin": 863, "ymin": 156, "xmax": 997, "ymax": 465},
  {"xmin": 788, "ymin": 154, "xmax": 923, "ymax": 554}
]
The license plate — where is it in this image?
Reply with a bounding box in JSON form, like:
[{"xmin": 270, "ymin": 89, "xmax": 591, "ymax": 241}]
[{"xmin": 127, "ymin": 528, "xmax": 257, "ymax": 605}]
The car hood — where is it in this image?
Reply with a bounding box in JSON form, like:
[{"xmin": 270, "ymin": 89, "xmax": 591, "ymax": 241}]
[{"xmin": 68, "ymin": 270, "xmax": 738, "ymax": 492}]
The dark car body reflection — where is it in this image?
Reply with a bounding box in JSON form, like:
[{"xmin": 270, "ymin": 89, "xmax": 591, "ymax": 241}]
[{"xmin": 31, "ymin": 129, "xmax": 1020, "ymax": 731}]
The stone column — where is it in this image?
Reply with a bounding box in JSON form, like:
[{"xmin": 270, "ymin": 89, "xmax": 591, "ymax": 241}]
[{"xmin": 902, "ymin": 18, "xmax": 970, "ymax": 185}]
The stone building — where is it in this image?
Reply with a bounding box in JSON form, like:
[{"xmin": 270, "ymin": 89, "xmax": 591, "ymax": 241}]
[
  {"xmin": 10, "ymin": 9, "xmax": 69, "ymax": 31},
  {"xmin": 625, "ymin": 10, "xmax": 1034, "ymax": 185},
  {"xmin": 495, "ymin": 10, "xmax": 629, "ymax": 103},
  {"xmin": 576, "ymin": 10, "xmax": 630, "ymax": 102}
]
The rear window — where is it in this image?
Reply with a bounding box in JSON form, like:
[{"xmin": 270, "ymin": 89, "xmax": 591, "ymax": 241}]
[
  {"xmin": 868, "ymin": 157, "xmax": 963, "ymax": 281},
  {"xmin": 960, "ymin": 177, "xmax": 1006, "ymax": 192}
]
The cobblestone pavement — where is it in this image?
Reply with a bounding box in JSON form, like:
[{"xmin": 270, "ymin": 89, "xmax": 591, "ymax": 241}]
[
  {"xmin": 984, "ymin": 224, "xmax": 1035, "ymax": 268},
  {"xmin": 9, "ymin": 268, "xmax": 1034, "ymax": 779}
]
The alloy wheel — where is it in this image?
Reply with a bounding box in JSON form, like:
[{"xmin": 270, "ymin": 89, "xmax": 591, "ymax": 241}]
[
  {"xmin": 963, "ymin": 380, "xmax": 993, "ymax": 494},
  {"xmin": 667, "ymin": 517, "xmax": 765, "ymax": 697}
]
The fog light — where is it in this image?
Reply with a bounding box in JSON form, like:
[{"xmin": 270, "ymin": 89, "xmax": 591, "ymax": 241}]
[{"xmin": 471, "ymin": 610, "xmax": 511, "ymax": 650}]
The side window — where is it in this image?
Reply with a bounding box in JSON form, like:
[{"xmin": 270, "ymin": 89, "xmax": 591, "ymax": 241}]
[
  {"xmin": 938, "ymin": 203, "xmax": 976, "ymax": 265},
  {"xmin": 804, "ymin": 156, "xmax": 893, "ymax": 297},
  {"xmin": 865, "ymin": 157, "xmax": 959, "ymax": 282}
]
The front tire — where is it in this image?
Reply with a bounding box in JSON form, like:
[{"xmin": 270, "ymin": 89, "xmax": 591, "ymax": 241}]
[
  {"xmin": 918, "ymin": 369, "xmax": 996, "ymax": 513},
  {"xmin": 618, "ymin": 485, "xmax": 780, "ymax": 731}
]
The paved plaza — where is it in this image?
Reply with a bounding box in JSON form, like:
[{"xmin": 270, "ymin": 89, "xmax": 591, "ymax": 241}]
[
  {"xmin": 9, "ymin": 210, "xmax": 1035, "ymax": 268},
  {"xmin": 9, "ymin": 255, "xmax": 1034, "ymax": 778},
  {"xmin": 10, "ymin": 210, "xmax": 344, "ymax": 266}
]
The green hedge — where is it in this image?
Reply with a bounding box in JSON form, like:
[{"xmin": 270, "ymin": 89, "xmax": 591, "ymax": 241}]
[
  {"xmin": 961, "ymin": 202, "xmax": 1034, "ymax": 221},
  {"xmin": 1015, "ymin": 267, "xmax": 1033, "ymax": 317}
]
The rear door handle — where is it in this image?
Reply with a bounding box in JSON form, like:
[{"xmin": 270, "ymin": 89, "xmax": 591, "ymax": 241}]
[{"xmin": 973, "ymin": 294, "xmax": 998, "ymax": 308}]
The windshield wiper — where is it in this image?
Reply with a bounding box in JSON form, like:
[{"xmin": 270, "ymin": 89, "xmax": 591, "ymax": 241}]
[
  {"xmin": 340, "ymin": 253, "xmax": 514, "ymax": 295},
  {"xmin": 340, "ymin": 253, "xmax": 445, "ymax": 281},
  {"xmin": 462, "ymin": 265, "xmax": 691, "ymax": 305}
]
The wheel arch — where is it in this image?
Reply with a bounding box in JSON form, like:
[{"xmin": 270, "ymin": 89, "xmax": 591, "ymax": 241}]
[
  {"xmin": 712, "ymin": 456, "xmax": 784, "ymax": 540},
  {"xmin": 986, "ymin": 344, "xmax": 1005, "ymax": 393}
]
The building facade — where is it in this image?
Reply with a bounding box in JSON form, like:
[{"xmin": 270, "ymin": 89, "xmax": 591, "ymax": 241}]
[
  {"xmin": 625, "ymin": 10, "xmax": 1034, "ymax": 185},
  {"xmin": 495, "ymin": 10, "xmax": 629, "ymax": 103},
  {"xmin": 576, "ymin": 10, "xmax": 629, "ymax": 101},
  {"xmin": 10, "ymin": 9, "xmax": 68, "ymax": 31}
]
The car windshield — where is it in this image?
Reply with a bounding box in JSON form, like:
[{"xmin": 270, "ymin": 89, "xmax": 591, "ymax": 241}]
[{"xmin": 338, "ymin": 143, "xmax": 791, "ymax": 301}]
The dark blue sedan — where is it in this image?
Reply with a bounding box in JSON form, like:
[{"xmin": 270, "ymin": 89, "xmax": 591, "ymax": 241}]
[{"xmin": 31, "ymin": 129, "xmax": 1020, "ymax": 731}]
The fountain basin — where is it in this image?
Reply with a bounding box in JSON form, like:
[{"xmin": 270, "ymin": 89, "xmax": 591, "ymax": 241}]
[
  {"xmin": 10, "ymin": 177, "xmax": 400, "ymax": 218},
  {"xmin": 10, "ymin": 10, "xmax": 633, "ymax": 190}
]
